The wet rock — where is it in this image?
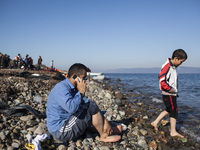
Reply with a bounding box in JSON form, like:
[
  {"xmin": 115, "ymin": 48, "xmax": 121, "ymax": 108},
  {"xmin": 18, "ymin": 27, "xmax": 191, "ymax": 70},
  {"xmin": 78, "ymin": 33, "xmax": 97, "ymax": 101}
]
[
  {"xmin": 131, "ymin": 106, "xmax": 142, "ymax": 112},
  {"xmin": 34, "ymin": 123, "xmax": 48, "ymax": 135},
  {"xmin": 143, "ymin": 115, "xmax": 148, "ymax": 119},
  {"xmin": 116, "ymin": 78, "xmax": 121, "ymax": 82},
  {"xmin": 140, "ymin": 129, "xmax": 148, "ymax": 136},
  {"xmin": 132, "ymin": 128, "xmax": 140, "ymax": 137},
  {"xmin": 115, "ymin": 91, "xmax": 123, "ymax": 99},
  {"xmin": 0, "ymin": 123, "xmax": 3, "ymax": 130},
  {"xmin": 20, "ymin": 115, "xmax": 34, "ymax": 121},
  {"xmin": 98, "ymin": 91, "xmax": 104, "ymax": 99},
  {"xmin": 119, "ymin": 110, "xmax": 125, "ymax": 116},
  {"xmin": 11, "ymin": 142, "xmax": 20, "ymax": 148},
  {"xmin": 138, "ymin": 136, "xmax": 148, "ymax": 149},
  {"xmin": 127, "ymin": 93, "xmax": 139, "ymax": 97},
  {"xmin": 160, "ymin": 131, "xmax": 165, "ymax": 136},
  {"xmin": 137, "ymin": 102, "xmax": 143, "ymax": 106},
  {"xmin": 161, "ymin": 119, "xmax": 169, "ymax": 126},
  {"xmin": 57, "ymin": 144, "xmax": 68, "ymax": 150},
  {"xmin": 75, "ymin": 140, "xmax": 82, "ymax": 147},
  {"xmin": 93, "ymin": 146, "xmax": 100, "ymax": 150},
  {"xmin": 114, "ymin": 98, "xmax": 121, "ymax": 105},
  {"xmin": 105, "ymin": 93, "xmax": 112, "ymax": 99},
  {"xmin": 33, "ymin": 95, "xmax": 43, "ymax": 104},
  {"xmin": 180, "ymin": 137, "xmax": 188, "ymax": 143},
  {"xmin": 159, "ymin": 137, "xmax": 169, "ymax": 144},
  {"xmin": 98, "ymin": 146, "xmax": 110, "ymax": 150},
  {"xmin": 7, "ymin": 146, "xmax": 14, "ymax": 150},
  {"xmin": 148, "ymin": 140, "xmax": 157, "ymax": 150},
  {"xmin": 0, "ymin": 131, "xmax": 6, "ymax": 140}
]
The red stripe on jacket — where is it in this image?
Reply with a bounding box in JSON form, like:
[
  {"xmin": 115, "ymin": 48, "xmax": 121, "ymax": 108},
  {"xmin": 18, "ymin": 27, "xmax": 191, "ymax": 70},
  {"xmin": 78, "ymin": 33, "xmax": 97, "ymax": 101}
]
[{"xmin": 159, "ymin": 61, "xmax": 172, "ymax": 92}]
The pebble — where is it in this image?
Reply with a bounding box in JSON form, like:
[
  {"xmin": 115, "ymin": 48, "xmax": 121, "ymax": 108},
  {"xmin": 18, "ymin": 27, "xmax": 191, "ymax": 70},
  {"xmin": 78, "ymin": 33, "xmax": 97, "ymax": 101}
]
[
  {"xmin": 138, "ymin": 136, "xmax": 148, "ymax": 149},
  {"xmin": 75, "ymin": 140, "xmax": 82, "ymax": 147},
  {"xmin": 93, "ymin": 146, "xmax": 100, "ymax": 150},
  {"xmin": 161, "ymin": 119, "xmax": 169, "ymax": 126},
  {"xmin": 0, "ymin": 132, "xmax": 6, "ymax": 140},
  {"xmin": 98, "ymin": 146, "xmax": 110, "ymax": 150},
  {"xmin": 140, "ymin": 129, "xmax": 148, "ymax": 136},
  {"xmin": 148, "ymin": 140, "xmax": 157, "ymax": 150},
  {"xmin": 11, "ymin": 142, "xmax": 20, "ymax": 148},
  {"xmin": 180, "ymin": 137, "xmax": 188, "ymax": 143},
  {"xmin": 7, "ymin": 146, "xmax": 14, "ymax": 150},
  {"xmin": 58, "ymin": 144, "xmax": 68, "ymax": 150}
]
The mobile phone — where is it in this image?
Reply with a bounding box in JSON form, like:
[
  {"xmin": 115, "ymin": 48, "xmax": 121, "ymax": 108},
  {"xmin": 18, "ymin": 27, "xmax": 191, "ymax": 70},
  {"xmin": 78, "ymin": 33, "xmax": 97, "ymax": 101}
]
[{"xmin": 73, "ymin": 75, "xmax": 80, "ymax": 82}]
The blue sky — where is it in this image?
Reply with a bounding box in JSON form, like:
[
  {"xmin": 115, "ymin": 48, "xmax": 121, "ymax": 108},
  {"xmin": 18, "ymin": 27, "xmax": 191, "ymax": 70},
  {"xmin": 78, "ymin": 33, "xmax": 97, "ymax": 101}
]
[{"xmin": 0, "ymin": 0, "xmax": 200, "ymax": 72}]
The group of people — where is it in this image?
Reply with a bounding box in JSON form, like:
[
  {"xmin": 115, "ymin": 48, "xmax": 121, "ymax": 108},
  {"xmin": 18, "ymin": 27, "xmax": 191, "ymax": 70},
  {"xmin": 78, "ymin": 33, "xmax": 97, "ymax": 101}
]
[
  {"xmin": 46, "ymin": 49, "xmax": 188, "ymax": 143},
  {"xmin": 0, "ymin": 53, "xmax": 43, "ymax": 70}
]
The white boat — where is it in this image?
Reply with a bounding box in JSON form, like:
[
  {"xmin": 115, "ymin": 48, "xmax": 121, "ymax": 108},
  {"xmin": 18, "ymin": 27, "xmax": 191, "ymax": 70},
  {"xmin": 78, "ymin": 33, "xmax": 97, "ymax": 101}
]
[{"xmin": 87, "ymin": 72, "xmax": 105, "ymax": 80}]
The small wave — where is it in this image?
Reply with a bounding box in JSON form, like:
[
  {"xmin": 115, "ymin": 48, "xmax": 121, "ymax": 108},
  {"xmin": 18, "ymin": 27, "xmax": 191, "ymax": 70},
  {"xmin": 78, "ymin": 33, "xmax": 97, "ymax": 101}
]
[
  {"xmin": 181, "ymin": 126, "xmax": 200, "ymax": 142},
  {"xmin": 152, "ymin": 97, "xmax": 163, "ymax": 103}
]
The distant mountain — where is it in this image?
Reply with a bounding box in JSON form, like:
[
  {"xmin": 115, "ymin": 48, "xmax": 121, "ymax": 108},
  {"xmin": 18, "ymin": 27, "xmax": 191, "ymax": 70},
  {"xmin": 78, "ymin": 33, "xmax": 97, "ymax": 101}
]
[
  {"xmin": 105, "ymin": 66, "xmax": 200, "ymax": 74},
  {"xmin": 177, "ymin": 66, "xmax": 200, "ymax": 74},
  {"xmin": 105, "ymin": 67, "xmax": 160, "ymax": 73}
]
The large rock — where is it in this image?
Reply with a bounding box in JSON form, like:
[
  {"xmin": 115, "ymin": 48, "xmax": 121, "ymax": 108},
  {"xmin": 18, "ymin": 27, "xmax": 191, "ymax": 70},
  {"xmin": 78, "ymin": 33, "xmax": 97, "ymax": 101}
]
[
  {"xmin": 20, "ymin": 115, "xmax": 34, "ymax": 121},
  {"xmin": 138, "ymin": 136, "xmax": 148, "ymax": 149},
  {"xmin": 34, "ymin": 123, "xmax": 48, "ymax": 135},
  {"xmin": 115, "ymin": 91, "xmax": 123, "ymax": 99}
]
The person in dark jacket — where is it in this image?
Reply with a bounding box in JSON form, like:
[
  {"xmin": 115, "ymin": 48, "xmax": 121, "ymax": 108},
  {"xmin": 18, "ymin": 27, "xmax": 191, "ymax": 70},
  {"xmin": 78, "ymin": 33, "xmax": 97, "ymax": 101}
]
[
  {"xmin": 37, "ymin": 56, "xmax": 42, "ymax": 70},
  {"xmin": 0, "ymin": 53, "xmax": 5, "ymax": 68}
]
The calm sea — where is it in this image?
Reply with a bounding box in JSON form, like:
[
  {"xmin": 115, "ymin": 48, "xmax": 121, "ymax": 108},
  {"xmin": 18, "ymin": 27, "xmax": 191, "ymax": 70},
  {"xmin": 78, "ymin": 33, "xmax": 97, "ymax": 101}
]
[{"xmin": 105, "ymin": 73, "xmax": 200, "ymax": 142}]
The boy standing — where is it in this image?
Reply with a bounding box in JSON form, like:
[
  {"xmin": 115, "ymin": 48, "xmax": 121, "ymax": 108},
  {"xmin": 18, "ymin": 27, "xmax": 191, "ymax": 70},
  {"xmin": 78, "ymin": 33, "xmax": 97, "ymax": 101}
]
[{"xmin": 151, "ymin": 49, "xmax": 187, "ymax": 138}]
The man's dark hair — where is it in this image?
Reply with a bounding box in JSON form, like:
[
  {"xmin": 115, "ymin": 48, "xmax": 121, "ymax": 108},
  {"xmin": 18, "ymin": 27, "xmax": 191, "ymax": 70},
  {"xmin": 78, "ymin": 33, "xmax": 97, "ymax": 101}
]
[
  {"xmin": 67, "ymin": 63, "xmax": 90, "ymax": 78},
  {"xmin": 172, "ymin": 49, "xmax": 187, "ymax": 60}
]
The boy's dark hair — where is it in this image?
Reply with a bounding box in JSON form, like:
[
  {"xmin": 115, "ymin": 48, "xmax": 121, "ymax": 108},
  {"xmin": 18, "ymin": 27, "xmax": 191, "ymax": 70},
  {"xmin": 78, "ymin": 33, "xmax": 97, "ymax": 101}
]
[
  {"xmin": 67, "ymin": 63, "xmax": 90, "ymax": 78},
  {"xmin": 172, "ymin": 49, "xmax": 187, "ymax": 60}
]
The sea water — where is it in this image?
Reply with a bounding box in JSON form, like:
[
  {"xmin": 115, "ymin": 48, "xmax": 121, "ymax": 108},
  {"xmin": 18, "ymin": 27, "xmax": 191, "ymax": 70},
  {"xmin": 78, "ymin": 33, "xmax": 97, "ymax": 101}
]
[{"xmin": 105, "ymin": 73, "xmax": 200, "ymax": 142}]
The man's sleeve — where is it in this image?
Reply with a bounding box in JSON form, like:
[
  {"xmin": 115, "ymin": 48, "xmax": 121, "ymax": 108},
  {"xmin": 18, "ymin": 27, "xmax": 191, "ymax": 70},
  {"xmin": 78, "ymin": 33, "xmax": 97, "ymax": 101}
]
[
  {"xmin": 57, "ymin": 89, "xmax": 82, "ymax": 114},
  {"xmin": 82, "ymin": 96, "xmax": 90, "ymax": 103}
]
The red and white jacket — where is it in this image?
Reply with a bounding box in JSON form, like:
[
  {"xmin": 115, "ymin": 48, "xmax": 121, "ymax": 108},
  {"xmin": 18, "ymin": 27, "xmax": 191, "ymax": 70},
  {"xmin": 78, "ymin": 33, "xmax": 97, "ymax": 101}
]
[{"xmin": 159, "ymin": 58, "xmax": 177, "ymax": 96}]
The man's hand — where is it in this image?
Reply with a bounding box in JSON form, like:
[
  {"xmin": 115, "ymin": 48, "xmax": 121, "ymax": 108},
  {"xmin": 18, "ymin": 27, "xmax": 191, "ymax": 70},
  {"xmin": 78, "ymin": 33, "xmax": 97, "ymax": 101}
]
[
  {"xmin": 76, "ymin": 78, "xmax": 86, "ymax": 96},
  {"xmin": 104, "ymin": 120, "xmax": 113, "ymax": 135}
]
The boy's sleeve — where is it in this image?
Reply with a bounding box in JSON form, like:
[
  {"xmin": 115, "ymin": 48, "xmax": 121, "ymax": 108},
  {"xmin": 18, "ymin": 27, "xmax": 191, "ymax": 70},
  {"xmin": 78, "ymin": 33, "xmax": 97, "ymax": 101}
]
[{"xmin": 158, "ymin": 64, "xmax": 172, "ymax": 92}]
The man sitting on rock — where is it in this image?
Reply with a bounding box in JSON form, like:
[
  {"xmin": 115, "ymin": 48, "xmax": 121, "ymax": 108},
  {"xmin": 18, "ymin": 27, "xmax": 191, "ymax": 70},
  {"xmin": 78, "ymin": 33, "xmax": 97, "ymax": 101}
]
[{"xmin": 46, "ymin": 63, "xmax": 122, "ymax": 143}]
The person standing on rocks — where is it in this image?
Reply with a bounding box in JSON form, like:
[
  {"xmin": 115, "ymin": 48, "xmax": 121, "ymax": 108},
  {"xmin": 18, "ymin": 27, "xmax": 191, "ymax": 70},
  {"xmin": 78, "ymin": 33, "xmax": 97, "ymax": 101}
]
[
  {"xmin": 17, "ymin": 54, "xmax": 23, "ymax": 69},
  {"xmin": 46, "ymin": 63, "xmax": 122, "ymax": 143},
  {"xmin": 37, "ymin": 56, "xmax": 42, "ymax": 70},
  {"xmin": 24, "ymin": 54, "xmax": 30, "ymax": 70},
  {"xmin": 151, "ymin": 49, "xmax": 187, "ymax": 138},
  {"xmin": 0, "ymin": 52, "xmax": 5, "ymax": 68},
  {"xmin": 13, "ymin": 54, "xmax": 19, "ymax": 68}
]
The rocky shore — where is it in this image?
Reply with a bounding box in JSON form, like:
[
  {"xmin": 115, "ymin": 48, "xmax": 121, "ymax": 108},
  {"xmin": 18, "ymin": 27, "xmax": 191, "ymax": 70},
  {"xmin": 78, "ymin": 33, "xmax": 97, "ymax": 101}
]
[{"xmin": 0, "ymin": 69, "xmax": 199, "ymax": 150}]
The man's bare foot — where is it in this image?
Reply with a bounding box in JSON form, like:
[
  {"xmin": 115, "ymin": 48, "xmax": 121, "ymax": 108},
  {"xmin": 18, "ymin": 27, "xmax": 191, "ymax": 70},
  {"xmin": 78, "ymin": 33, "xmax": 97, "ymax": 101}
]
[
  {"xmin": 100, "ymin": 135, "xmax": 121, "ymax": 143},
  {"xmin": 151, "ymin": 121, "xmax": 158, "ymax": 131},
  {"xmin": 170, "ymin": 132, "xmax": 184, "ymax": 138},
  {"xmin": 112, "ymin": 125, "xmax": 122, "ymax": 135}
]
